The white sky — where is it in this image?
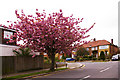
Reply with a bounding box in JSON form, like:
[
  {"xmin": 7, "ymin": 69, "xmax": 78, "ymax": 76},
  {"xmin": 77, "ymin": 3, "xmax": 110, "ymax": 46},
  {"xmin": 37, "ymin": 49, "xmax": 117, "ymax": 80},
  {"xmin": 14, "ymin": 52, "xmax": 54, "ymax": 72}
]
[{"xmin": 0, "ymin": 0, "xmax": 119, "ymax": 46}]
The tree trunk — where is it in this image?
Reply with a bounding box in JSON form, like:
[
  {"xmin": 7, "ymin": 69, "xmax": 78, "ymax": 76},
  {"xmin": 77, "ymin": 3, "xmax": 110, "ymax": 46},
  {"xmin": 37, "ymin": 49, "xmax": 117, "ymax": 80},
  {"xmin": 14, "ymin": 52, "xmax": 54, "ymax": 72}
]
[{"xmin": 50, "ymin": 53, "xmax": 55, "ymax": 71}]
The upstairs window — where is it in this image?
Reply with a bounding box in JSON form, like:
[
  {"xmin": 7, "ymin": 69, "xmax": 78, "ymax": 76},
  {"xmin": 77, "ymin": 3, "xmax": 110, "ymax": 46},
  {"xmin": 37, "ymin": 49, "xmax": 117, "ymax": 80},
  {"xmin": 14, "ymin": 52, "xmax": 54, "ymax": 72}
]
[
  {"xmin": 4, "ymin": 31, "xmax": 13, "ymax": 39},
  {"xmin": 92, "ymin": 47, "xmax": 94, "ymax": 50},
  {"xmin": 3, "ymin": 30, "xmax": 16, "ymax": 45},
  {"xmin": 99, "ymin": 45, "xmax": 109, "ymax": 49}
]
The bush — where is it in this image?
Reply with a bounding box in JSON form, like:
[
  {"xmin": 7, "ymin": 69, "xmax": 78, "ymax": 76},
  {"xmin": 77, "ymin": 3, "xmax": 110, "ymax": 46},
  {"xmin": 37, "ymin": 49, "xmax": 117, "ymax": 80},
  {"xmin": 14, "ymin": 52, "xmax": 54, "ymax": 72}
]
[
  {"xmin": 88, "ymin": 56, "xmax": 93, "ymax": 60},
  {"xmin": 62, "ymin": 54, "xmax": 66, "ymax": 59},
  {"xmin": 59, "ymin": 59, "xmax": 64, "ymax": 62},
  {"xmin": 93, "ymin": 57, "xmax": 97, "ymax": 60},
  {"xmin": 55, "ymin": 57, "xmax": 60, "ymax": 62},
  {"xmin": 44, "ymin": 59, "xmax": 51, "ymax": 63},
  {"xmin": 84, "ymin": 58, "xmax": 89, "ymax": 60},
  {"xmin": 44, "ymin": 57, "xmax": 48, "ymax": 60},
  {"xmin": 83, "ymin": 55, "xmax": 89, "ymax": 58},
  {"xmin": 98, "ymin": 57, "xmax": 101, "ymax": 60},
  {"xmin": 13, "ymin": 47, "xmax": 31, "ymax": 56},
  {"xmin": 79, "ymin": 58, "xmax": 84, "ymax": 61},
  {"xmin": 75, "ymin": 56, "xmax": 80, "ymax": 61},
  {"xmin": 100, "ymin": 51, "xmax": 106, "ymax": 61}
]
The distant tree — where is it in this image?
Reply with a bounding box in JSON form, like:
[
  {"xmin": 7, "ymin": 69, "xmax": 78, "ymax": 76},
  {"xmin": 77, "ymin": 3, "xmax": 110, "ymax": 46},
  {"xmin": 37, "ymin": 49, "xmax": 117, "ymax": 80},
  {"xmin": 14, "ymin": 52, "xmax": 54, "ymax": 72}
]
[
  {"xmin": 100, "ymin": 51, "xmax": 105, "ymax": 61},
  {"xmin": 1, "ymin": 9, "xmax": 95, "ymax": 71},
  {"xmin": 76, "ymin": 47, "xmax": 89, "ymax": 57},
  {"xmin": 62, "ymin": 53, "xmax": 66, "ymax": 59}
]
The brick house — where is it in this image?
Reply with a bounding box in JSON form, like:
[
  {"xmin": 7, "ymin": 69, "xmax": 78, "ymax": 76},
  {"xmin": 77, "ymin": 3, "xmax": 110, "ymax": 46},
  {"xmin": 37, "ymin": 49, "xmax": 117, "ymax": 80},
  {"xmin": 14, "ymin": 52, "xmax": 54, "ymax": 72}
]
[{"xmin": 82, "ymin": 38, "xmax": 119, "ymax": 58}]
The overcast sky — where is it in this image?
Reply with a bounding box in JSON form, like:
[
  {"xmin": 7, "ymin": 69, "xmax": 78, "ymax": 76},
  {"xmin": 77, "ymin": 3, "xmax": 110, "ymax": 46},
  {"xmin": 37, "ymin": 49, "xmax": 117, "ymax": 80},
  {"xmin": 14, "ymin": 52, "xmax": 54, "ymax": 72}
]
[{"xmin": 0, "ymin": 0, "xmax": 119, "ymax": 46}]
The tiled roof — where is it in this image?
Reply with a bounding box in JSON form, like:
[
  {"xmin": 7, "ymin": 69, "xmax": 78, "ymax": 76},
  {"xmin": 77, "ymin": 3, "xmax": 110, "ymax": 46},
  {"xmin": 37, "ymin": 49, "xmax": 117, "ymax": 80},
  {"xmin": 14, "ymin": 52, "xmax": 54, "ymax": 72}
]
[{"xmin": 82, "ymin": 40, "xmax": 111, "ymax": 48}]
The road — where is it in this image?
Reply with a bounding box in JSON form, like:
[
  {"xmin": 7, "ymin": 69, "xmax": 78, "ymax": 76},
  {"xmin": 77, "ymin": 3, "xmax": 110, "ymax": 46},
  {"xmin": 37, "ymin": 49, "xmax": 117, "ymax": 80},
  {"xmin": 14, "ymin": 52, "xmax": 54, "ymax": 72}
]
[{"xmin": 28, "ymin": 61, "xmax": 120, "ymax": 80}]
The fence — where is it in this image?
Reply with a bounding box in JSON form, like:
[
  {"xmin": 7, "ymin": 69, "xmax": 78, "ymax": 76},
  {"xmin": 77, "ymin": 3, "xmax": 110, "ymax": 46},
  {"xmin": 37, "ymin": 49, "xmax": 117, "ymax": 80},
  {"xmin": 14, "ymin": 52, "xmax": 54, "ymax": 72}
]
[
  {"xmin": 2, "ymin": 56, "xmax": 44, "ymax": 75},
  {"xmin": 2, "ymin": 56, "xmax": 66, "ymax": 75}
]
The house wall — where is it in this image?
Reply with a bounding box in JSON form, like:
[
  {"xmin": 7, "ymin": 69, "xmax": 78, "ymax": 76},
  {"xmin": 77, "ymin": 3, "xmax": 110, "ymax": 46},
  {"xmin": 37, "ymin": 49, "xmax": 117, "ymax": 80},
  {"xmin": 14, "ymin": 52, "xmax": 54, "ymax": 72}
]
[
  {"xmin": 86, "ymin": 44, "xmax": 119, "ymax": 58},
  {"xmin": 0, "ymin": 44, "xmax": 19, "ymax": 56},
  {"xmin": 0, "ymin": 44, "xmax": 41, "ymax": 56},
  {"xmin": 87, "ymin": 45, "xmax": 110, "ymax": 57},
  {"xmin": 98, "ymin": 45, "xmax": 110, "ymax": 56},
  {"xmin": 110, "ymin": 45, "xmax": 119, "ymax": 56},
  {"xmin": 0, "ymin": 29, "xmax": 2, "ymax": 44}
]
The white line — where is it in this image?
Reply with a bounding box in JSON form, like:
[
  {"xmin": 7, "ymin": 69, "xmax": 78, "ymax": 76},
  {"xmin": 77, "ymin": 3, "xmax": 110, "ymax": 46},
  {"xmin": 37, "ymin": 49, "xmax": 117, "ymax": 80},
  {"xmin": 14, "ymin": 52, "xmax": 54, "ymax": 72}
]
[
  {"xmin": 100, "ymin": 67, "xmax": 110, "ymax": 72},
  {"xmin": 79, "ymin": 75, "xmax": 91, "ymax": 80}
]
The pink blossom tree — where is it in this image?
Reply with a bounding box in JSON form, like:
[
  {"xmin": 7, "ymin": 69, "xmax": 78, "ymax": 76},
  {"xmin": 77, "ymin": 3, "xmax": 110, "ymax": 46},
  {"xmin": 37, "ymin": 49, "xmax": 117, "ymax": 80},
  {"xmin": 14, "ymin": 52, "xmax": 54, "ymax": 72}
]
[{"xmin": 1, "ymin": 9, "xmax": 95, "ymax": 71}]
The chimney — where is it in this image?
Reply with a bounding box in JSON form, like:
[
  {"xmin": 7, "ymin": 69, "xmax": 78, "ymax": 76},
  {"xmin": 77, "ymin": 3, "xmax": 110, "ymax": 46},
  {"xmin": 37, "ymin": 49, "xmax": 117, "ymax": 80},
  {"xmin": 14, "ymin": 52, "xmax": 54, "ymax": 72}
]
[
  {"xmin": 111, "ymin": 39, "xmax": 113, "ymax": 44},
  {"xmin": 93, "ymin": 38, "xmax": 96, "ymax": 41}
]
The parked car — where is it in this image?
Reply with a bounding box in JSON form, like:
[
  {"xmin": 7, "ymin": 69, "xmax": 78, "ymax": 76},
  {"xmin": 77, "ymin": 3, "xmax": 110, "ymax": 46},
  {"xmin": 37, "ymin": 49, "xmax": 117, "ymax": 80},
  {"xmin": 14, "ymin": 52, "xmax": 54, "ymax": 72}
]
[
  {"xmin": 112, "ymin": 54, "xmax": 120, "ymax": 61},
  {"xmin": 66, "ymin": 58, "xmax": 75, "ymax": 61}
]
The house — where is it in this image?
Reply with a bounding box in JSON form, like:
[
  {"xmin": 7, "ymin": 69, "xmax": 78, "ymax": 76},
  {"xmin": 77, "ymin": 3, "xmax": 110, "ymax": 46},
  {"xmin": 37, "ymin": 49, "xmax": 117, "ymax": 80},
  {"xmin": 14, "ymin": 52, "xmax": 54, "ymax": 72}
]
[
  {"xmin": 82, "ymin": 38, "xmax": 119, "ymax": 58},
  {"xmin": 0, "ymin": 26, "xmax": 19, "ymax": 56},
  {"xmin": 0, "ymin": 26, "xmax": 16, "ymax": 45}
]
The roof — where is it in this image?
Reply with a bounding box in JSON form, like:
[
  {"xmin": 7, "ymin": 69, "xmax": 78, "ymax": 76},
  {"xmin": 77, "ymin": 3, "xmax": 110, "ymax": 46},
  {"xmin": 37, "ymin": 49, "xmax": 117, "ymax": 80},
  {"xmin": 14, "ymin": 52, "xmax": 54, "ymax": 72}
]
[
  {"xmin": 82, "ymin": 40, "xmax": 111, "ymax": 48},
  {"xmin": 0, "ymin": 26, "xmax": 16, "ymax": 32}
]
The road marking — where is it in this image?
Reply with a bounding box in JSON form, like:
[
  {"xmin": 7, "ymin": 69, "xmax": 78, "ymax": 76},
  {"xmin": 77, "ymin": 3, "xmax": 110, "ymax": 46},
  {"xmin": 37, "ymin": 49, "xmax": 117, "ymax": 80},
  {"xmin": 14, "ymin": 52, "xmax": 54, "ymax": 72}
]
[
  {"xmin": 81, "ymin": 65, "xmax": 85, "ymax": 68},
  {"xmin": 100, "ymin": 67, "xmax": 110, "ymax": 72},
  {"xmin": 79, "ymin": 75, "xmax": 91, "ymax": 80}
]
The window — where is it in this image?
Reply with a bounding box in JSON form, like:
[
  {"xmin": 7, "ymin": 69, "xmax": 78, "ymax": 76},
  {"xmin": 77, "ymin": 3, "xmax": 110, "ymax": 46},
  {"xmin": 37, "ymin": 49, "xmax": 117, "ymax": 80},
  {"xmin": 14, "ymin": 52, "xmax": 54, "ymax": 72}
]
[
  {"xmin": 99, "ymin": 45, "xmax": 109, "ymax": 49},
  {"xmin": 44, "ymin": 53, "xmax": 47, "ymax": 55},
  {"xmin": 60, "ymin": 55, "xmax": 62, "ymax": 59},
  {"xmin": 92, "ymin": 47, "xmax": 94, "ymax": 50},
  {"xmin": 3, "ymin": 30, "xmax": 16, "ymax": 45},
  {"xmin": 86, "ymin": 48, "xmax": 89, "ymax": 51},
  {"xmin": 4, "ymin": 31, "xmax": 13, "ymax": 39},
  {"xmin": 95, "ymin": 47, "xmax": 97, "ymax": 50}
]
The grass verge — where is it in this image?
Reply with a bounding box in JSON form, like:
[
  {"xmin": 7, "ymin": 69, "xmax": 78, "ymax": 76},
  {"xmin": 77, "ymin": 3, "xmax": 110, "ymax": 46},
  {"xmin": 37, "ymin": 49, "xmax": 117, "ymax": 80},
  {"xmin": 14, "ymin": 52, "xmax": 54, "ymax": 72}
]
[
  {"xmin": 92, "ymin": 60, "xmax": 109, "ymax": 62},
  {"xmin": 2, "ymin": 68, "xmax": 68, "ymax": 80}
]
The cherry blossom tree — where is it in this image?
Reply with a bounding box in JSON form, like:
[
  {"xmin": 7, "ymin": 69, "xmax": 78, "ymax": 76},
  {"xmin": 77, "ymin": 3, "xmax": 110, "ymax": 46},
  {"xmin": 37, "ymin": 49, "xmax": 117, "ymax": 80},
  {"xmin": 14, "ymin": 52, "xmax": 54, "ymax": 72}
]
[{"xmin": 1, "ymin": 9, "xmax": 95, "ymax": 71}]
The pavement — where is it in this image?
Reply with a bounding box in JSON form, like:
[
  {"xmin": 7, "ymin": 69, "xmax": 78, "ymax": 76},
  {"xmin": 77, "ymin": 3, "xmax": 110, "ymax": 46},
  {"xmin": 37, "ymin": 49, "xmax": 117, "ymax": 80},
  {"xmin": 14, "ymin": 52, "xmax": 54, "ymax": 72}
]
[
  {"xmin": 2, "ymin": 62, "xmax": 83, "ymax": 79},
  {"xmin": 67, "ymin": 62, "xmax": 83, "ymax": 69}
]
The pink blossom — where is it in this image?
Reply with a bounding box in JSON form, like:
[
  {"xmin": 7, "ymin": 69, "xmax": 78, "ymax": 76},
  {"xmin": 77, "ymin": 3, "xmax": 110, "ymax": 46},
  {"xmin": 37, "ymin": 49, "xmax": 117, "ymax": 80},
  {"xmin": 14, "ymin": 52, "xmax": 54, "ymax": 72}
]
[
  {"xmin": 1, "ymin": 9, "xmax": 95, "ymax": 56},
  {"xmin": 32, "ymin": 54, "xmax": 36, "ymax": 58}
]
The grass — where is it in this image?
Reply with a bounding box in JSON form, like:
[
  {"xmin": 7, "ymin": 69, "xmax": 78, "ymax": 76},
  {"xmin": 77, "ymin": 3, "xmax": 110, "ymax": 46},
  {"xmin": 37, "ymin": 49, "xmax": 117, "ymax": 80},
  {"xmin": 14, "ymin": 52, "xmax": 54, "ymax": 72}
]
[
  {"xmin": 2, "ymin": 68, "xmax": 68, "ymax": 80},
  {"xmin": 92, "ymin": 60, "xmax": 109, "ymax": 62}
]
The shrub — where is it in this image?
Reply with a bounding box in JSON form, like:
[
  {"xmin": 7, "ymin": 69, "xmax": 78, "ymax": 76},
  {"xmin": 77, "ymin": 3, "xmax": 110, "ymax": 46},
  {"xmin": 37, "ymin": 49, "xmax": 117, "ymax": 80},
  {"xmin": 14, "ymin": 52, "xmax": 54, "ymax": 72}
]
[
  {"xmin": 83, "ymin": 55, "xmax": 89, "ymax": 58},
  {"xmin": 66, "ymin": 54, "xmax": 70, "ymax": 58},
  {"xmin": 62, "ymin": 54, "xmax": 66, "ymax": 59},
  {"xmin": 44, "ymin": 57, "xmax": 48, "ymax": 60},
  {"xmin": 79, "ymin": 58, "xmax": 84, "ymax": 61},
  {"xmin": 100, "ymin": 51, "xmax": 106, "ymax": 61},
  {"xmin": 88, "ymin": 56, "xmax": 93, "ymax": 60},
  {"xmin": 75, "ymin": 56, "xmax": 80, "ymax": 61},
  {"xmin": 98, "ymin": 57, "xmax": 101, "ymax": 60},
  {"xmin": 13, "ymin": 47, "xmax": 31, "ymax": 56},
  {"xmin": 84, "ymin": 58, "xmax": 89, "ymax": 60},
  {"xmin": 93, "ymin": 57, "xmax": 97, "ymax": 60},
  {"xmin": 59, "ymin": 59, "xmax": 64, "ymax": 62},
  {"xmin": 55, "ymin": 57, "xmax": 60, "ymax": 62}
]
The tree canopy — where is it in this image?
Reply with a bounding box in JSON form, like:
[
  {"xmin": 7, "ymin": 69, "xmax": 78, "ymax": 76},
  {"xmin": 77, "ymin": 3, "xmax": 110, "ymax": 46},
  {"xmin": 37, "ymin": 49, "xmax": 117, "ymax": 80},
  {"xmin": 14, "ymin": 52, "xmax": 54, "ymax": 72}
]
[
  {"xmin": 1, "ymin": 9, "xmax": 95, "ymax": 71},
  {"xmin": 76, "ymin": 47, "xmax": 89, "ymax": 56}
]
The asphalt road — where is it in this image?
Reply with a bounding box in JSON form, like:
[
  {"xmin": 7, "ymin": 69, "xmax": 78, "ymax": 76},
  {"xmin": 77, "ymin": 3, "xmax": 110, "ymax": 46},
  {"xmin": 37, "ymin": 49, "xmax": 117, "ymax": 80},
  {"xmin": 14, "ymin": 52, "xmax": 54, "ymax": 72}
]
[{"xmin": 28, "ymin": 61, "xmax": 120, "ymax": 80}]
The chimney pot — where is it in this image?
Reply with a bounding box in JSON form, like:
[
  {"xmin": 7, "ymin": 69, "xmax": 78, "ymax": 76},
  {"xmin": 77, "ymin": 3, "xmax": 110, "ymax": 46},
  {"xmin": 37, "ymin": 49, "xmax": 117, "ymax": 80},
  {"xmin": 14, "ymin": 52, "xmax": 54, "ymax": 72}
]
[
  {"xmin": 111, "ymin": 39, "xmax": 113, "ymax": 44},
  {"xmin": 93, "ymin": 38, "xmax": 96, "ymax": 41}
]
